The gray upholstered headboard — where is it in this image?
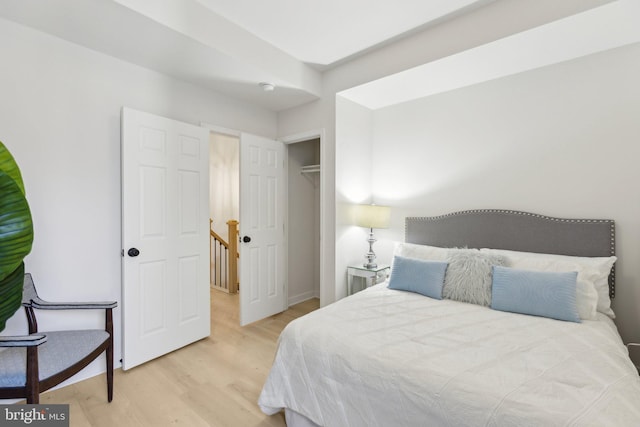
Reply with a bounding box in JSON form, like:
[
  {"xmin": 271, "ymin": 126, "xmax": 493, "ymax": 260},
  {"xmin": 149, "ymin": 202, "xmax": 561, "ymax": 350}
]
[{"xmin": 405, "ymin": 209, "xmax": 616, "ymax": 298}]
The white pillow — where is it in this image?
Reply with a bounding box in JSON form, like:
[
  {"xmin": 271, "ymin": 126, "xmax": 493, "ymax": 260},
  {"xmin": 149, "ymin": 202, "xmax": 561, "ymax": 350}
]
[
  {"xmin": 480, "ymin": 248, "xmax": 616, "ymax": 319},
  {"xmin": 394, "ymin": 242, "xmax": 449, "ymax": 262}
]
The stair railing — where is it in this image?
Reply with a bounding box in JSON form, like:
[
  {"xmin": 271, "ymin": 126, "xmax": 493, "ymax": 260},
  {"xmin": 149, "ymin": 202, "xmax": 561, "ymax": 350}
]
[{"xmin": 210, "ymin": 219, "xmax": 239, "ymax": 293}]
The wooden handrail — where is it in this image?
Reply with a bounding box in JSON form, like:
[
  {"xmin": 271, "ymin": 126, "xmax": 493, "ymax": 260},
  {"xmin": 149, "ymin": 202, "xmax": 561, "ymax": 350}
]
[
  {"xmin": 210, "ymin": 219, "xmax": 239, "ymax": 293},
  {"xmin": 210, "ymin": 228, "xmax": 229, "ymax": 249}
]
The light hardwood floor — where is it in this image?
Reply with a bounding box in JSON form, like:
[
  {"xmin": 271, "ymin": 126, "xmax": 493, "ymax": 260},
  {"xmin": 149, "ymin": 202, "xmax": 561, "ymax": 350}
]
[{"xmin": 37, "ymin": 290, "xmax": 319, "ymax": 427}]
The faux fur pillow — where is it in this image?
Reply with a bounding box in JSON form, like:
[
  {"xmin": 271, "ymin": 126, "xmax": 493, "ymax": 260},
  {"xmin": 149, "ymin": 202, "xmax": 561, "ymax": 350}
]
[{"xmin": 442, "ymin": 249, "xmax": 506, "ymax": 306}]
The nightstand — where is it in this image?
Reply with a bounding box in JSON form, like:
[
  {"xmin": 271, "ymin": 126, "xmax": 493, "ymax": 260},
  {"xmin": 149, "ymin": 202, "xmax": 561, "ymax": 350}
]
[{"xmin": 347, "ymin": 264, "xmax": 390, "ymax": 296}]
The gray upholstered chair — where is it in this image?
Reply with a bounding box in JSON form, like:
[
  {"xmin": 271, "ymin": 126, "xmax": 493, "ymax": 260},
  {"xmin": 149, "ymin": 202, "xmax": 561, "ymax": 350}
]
[{"xmin": 0, "ymin": 273, "xmax": 116, "ymax": 403}]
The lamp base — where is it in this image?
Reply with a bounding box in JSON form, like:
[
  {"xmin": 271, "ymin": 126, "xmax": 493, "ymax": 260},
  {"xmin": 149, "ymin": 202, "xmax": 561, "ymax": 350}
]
[{"xmin": 363, "ymin": 228, "xmax": 377, "ymax": 269}]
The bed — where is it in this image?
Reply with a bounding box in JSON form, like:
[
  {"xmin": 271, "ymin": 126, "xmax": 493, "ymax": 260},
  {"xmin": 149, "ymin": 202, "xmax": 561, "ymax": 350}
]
[{"xmin": 259, "ymin": 210, "xmax": 640, "ymax": 426}]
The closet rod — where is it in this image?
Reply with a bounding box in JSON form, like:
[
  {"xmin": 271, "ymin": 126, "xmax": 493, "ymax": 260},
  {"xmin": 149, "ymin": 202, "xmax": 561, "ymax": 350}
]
[{"xmin": 301, "ymin": 164, "xmax": 320, "ymax": 174}]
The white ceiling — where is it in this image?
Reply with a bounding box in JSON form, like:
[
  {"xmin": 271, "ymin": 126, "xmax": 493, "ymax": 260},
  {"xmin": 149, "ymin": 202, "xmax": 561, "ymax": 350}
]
[
  {"xmin": 0, "ymin": 1, "xmax": 635, "ymax": 113},
  {"xmin": 194, "ymin": 0, "xmax": 489, "ymax": 67},
  {"xmin": 0, "ymin": 0, "xmax": 490, "ymax": 111},
  {"xmin": 341, "ymin": 0, "xmax": 640, "ymax": 109}
]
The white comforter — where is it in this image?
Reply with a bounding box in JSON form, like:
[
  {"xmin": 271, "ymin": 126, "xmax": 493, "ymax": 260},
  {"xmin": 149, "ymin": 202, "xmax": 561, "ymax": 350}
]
[{"xmin": 259, "ymin": 283, "xmax": 640, "ymax": 427}]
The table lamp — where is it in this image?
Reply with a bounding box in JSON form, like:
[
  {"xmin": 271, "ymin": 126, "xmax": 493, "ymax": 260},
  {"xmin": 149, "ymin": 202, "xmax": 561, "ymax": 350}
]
[{"xmin": 353, "ymin": 204, "xmax": 390, "ymax": 269}]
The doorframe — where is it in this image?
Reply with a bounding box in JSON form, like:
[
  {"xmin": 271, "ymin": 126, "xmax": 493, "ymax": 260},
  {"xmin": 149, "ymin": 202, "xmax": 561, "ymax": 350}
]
[
  {"xmin": 280, "ymin": 129, "xmax": 326, "ymax": 307},
  {"xmin": 201, "ymin": 123, "xmax": 327, "ymax": 309},
  {"xmin": 201, "ymin": 123, "xmax": 241, "ymax": 138},
  {"xmin": 207, "ymin": 127, "xmax": 242, "ymax": 294},
  {"xmin": 201, "ymin": 122, "xmax": 242, "ymax": 297}
]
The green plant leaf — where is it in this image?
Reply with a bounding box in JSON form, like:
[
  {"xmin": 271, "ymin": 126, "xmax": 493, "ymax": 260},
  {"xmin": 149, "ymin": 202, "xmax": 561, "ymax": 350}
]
[
  {"xmin": 0, "ymin": 170, "xmax": 33, "ymax": 282},
  {"xmin": 0, "ymin": 141, "xmax": 25, "ymax": 195},
  {"xmin": 0, "ymin": 262, "xmax": 24, "ymax": 331},
  {"xmin": 0, "ymin": 142, "xmax": 31, "ymax": 332}
]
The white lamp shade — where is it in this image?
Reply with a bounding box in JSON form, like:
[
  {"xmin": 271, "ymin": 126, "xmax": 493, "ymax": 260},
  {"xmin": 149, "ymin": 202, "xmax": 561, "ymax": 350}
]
[{"xmin": 353, "ymin": 204, "xmax": 391, "ymax": 229}]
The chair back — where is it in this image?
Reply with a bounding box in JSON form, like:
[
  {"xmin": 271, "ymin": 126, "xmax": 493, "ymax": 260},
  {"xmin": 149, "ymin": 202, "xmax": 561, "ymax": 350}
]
[{"xmin": 22, "ymin": 273, "xmax": 38, "ymax": 307}]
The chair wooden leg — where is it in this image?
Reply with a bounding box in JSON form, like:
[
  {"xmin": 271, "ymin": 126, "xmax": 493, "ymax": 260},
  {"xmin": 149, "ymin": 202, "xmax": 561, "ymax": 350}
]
[
  {"xmin": 26, "ymin": 346, "xmax": 40, "ymax": 404},
  {"xmin": 106, "ymin": 308, "xmax": 114, "ymax": 402},
  {"xmin": 107, "ymin": 345, "xmax": 113, "ymax": 402}
]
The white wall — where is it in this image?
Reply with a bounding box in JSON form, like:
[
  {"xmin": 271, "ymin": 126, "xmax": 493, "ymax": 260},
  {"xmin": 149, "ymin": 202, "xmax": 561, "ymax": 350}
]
[
  {"xmin": 369, "ymin": 43, "xmax": 640, "ymax": 344},
  {"xmin": 335, "ymin": 97, "xmax": 374, "ymax": 300},
  {"xmin": 278, "ymin": 0, "xmax": 612, "ymax": 306},
  {"xmin": 209, "ymin": 133, "xmax": 240, "ymax": 241},
  {"xmin": 0, "ymin": 17, "xmax": 276, "ymax": 385}
]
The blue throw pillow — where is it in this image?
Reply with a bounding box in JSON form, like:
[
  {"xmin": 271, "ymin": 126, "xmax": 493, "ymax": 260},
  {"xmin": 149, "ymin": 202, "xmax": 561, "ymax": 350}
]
[
  {"xmin": 491, "ymin": 266, "xmax": 580, "ymax": 323},
  {"xmin": 388, "ymin": 256, "xmax": 448, "ymax": 299}
]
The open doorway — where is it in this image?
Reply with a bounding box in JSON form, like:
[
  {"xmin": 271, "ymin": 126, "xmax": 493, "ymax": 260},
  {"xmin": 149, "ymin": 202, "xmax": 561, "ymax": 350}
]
[
  {"xmin": 208, "ymin": 129, "xmax": 322, "ymax": 321},
  {"xmin": 286, "ymin": 138, "xmax": 321, "ymax": 305},
  {"xmin": 209, "ymin": 131, "xmax": 239, "ymax": 293}
]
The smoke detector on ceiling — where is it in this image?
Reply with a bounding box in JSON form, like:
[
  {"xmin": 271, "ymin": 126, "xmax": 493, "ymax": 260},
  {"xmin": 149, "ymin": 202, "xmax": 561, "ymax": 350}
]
[{"xmin": 259, "ymin": 82, "xmax": 275, "ymax": 92}]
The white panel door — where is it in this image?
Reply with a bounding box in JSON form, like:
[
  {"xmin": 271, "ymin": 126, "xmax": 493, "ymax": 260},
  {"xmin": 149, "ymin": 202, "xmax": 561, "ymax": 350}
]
[
  {"xmin": 239, "ymin": 133, "xmax": 286, "ymax": 326},
  {"xmin": 121, "ymin": 107, "xmax": 210, "ymax": 370}
]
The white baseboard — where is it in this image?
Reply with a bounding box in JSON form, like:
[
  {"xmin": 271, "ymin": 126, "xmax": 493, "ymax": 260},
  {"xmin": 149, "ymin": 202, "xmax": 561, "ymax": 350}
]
[{"xmin": 288, "ymin": 290, "xmax": 316, "ymax": 307}]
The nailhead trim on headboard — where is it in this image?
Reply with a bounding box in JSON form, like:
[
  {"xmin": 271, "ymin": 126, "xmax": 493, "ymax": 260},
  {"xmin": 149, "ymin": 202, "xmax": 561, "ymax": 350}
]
[{"xmin": 406, "ymin": 209, "xmax": 616, "ymax": 298}]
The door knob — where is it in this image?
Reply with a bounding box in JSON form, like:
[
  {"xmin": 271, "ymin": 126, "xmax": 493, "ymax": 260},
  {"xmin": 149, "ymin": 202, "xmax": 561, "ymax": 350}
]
[
  {"xmin": 127, "ymin": 248, "xmax": 140, "ymax": 257},
  {"xmin": 242, "ymin": 236, "xmax": 251, "ymax": 243}
]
